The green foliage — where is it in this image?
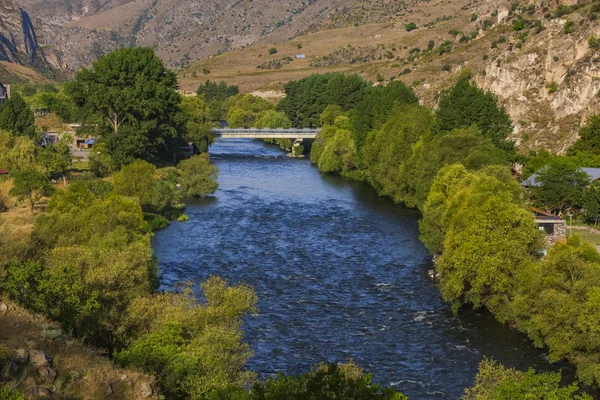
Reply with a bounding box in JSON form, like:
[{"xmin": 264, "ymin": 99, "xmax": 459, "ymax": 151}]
[
  {"xmin": 245, "ymin": 363, "xmax": 407, "ymax": 400},
  {"xmin": 9, "ymin": 169, "xmax": 54, "ymax": 213},
  {"xmin": 180, "ymin": 96, "xmax": 214, "ymax": 152},
  {"xmin": 350, "ymin": 81, "xmax": 419, "ymax": 150},
  {"xmin": 361, "ymin": 104, "xmax": 434, "ymax": 203},
  {"xmin": 268, "ymin": 47, "xmax": 278, "ymax": 54},
  {"xmin": 400, "ymin": 127, "xmax": 508, "ymax": 209},
  {"xmin": 405, "ymin": 22, "xmax": 417, "ymax": 31},
  {"xmin": 463, "ymin": 358, "xmax": 592, "ymax": 400},
  {"xmin": 589, "ymin": 35, "xmax": 600, "ymax": 49},
  {"xmin": 317, "ymin": 128, "xmax": 357, "ymax": 174},
  {"xmin": 583, "ymin": 181, "xmax": 600, "ymax": 225},
  {"xmin": 547, "ymin": 81, "xmax": 559, "ymax": 93},
  {"xmin": 569, "ymin": 115, "xmax": 600, "ymax": 155},
  {"xmin": 0, "ymin": 385, "xmax": 25, "ymax": 400},
  {"xmin": 0, "ymin": 93, "xmax": 37, "ymax": 139},
  {"xmin": 116, "ymin": 277, "xmax": 258, "ymax": 399},
  {"xmin": 564, "ymin": 20, "xmax": 575, "ymax": 34},
  {"xmin": 179, "ymin": 153, "xmax": 219, "ymax": 197},
  {"xmin": 530, "ymin": 157, "xmax": 590, "ymax": 214},
  {"xmin": 226, "ymin": 94, "xmax": 273, "ymax": 128},
  {"xmin": 433, "ymin": 167, "xmax": 540, "ymax": 318},
  {"xmin": 436, "ymin": 75, "xmax": 514, "ymax": 152},
  {"xmin": 0, "ymin": 131, "xmax": 37, "ymax": 171},
  {"xmin": 254, "ymin": 110, "xmax": 292, "ymax": 129},
  {"xmin": 278, "ymin": 73, "xmax": 369, "ymax": 128},
  {"xmin": 37, "ymin": 140, "xmax": 72, "ymax": 184},
  {"xmin": 112, "ymin": 160, "xmax": 179, "ymax": 213},
  {"xmin": 197, "ymin": 80, "xmax": 239, "ymax": 101},
  {"xmin": 66, "ymin": 47, "xmax": 186, "ymax": 165},
  {"xmin": 512, "ymin": 236, "xmax": 600, "ymax": 386}
]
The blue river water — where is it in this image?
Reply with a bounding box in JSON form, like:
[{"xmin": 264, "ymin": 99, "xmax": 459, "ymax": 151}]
[{"xmin": 151, "ymin": 139, "xmax": 573, "ymax": 399}]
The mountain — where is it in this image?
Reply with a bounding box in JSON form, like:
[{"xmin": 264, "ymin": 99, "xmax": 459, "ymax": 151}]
[{"xmin": 0, "ymin": 0, "xmax": 60, "ymax": 82}]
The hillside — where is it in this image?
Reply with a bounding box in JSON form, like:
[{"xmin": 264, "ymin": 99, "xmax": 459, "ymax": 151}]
[{"xmin": 180, "ymin": 0, "xmax": 600, "ymax": 154}]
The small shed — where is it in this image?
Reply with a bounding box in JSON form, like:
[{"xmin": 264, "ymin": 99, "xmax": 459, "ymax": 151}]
[
  {"xmin": 0, "ymin": 169, "xmax": 8, "ymax": 175},
  {"xmin": 532, "ymin": 207, "xmax": 566, "ymax": 243},
  {"xmin": 295, "ymin": 54, "xmax": 306, "ymax": 59}
]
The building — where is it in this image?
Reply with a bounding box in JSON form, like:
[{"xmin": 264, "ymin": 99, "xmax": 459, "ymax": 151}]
[
  {"xmin": 295, "ymin": 54, "xmax": 306, "ymax": 59},
  {"xmin": 0, "ymin": 169, "xmax": 8, "ymax": 176},
  {"xmin": 521, "ymin": 167, "xmax": 600, "ymax": 187},
  {"xmin": 533, "ymin": 207, "xmax": 566, "ymax": 244},
  {"xmin": 0, "ymin": 83, "xmax": 10, "ymax": 105}
]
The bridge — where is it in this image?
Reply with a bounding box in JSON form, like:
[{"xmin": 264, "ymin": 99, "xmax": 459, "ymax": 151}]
[{"xmin": 212, "ymin": 128, "xmax": 320, "ymax": 139}]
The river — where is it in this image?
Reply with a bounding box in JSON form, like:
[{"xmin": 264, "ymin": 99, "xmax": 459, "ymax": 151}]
[{"xmin": 152, "ymin": 139, "xmax": 572, "ymax": 399}]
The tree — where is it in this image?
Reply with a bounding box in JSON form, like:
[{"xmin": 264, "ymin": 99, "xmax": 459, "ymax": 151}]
[
  {"xmin": 583, "ymin": 181, "xmax": 600, "ymax": 225},
  {"xmin": 512, "ymin": 236, "xmax": 600, "ymax": 387},
  {"xmin": 246, "ymin": 363, "xmax": 407, "ymax": 400},
  {"xmin": 434, "ymin": 168, "xmax": 541, "ymax": 319},
  {"xmin": 278, "ymin": 73, "xmax": 369, "ymax": 128},
  {"xmin": 463, "ymin": 358, "xmax": 591, "ymax": 400},
  {"xmin": 254, "ymin": 110, "xmax": 292, "ymax": 129},
  {"xmin": 361, "ymin": 104, "xmax": 434, "ymax": 203},
  {"xmin": 0, "ymin": 93, "xmax": 37, "ymax": 138},
  {"xmin": 569, "ymin": 115, "xmax": 600, "ymax": 155},
  {"xmin": 226, "ymin": 94, "xmax": 273, "ymax": 128},
  {"xmin": 180, "ymin": 96, "xmax": 214, "ymax": 152},
  {"xmin": 436, "ymin": 74, "xmax": 514, "ymax": 152},
  {"xmin": 317, "ymin": 129, "xmax": 357, "ymax": 174},
  {"xmin": 531, "ymin": 157, "xmax": 590, "ymax": 215},
  {"xmin": 112, "ymin": 160, "xmax": 178, "ymax": 213},
  {"xmin": 38, "ymin": 140, "xmax": 72, "ymax": 185},
  {"xmin": 116, "ymin": 277, "xmax": 258, "ymax": 399},
  {"xmin": 179, "ymin": 154, "xmax": 219, "ymax": 197},
  {"xmin": 0, "ymin": 131, "xmax": 37, "ymax": 171},
  {"xmin": 197, "ymin": 80, "xmax": 239, "ymax": 101},
  {"xmin": 65, "ymin": 47, "xmax": 186, "ymax": 163},
  {"xmin": 9, "ymin": 169, "xmax": 54, "ymax": 214}
]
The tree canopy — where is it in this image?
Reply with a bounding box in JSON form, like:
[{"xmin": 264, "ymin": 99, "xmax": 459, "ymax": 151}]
[
  {"xmin": 0, "ymin": 93, "xmax": 37, "ymax": 139},
  {"xmin": 66, "ymin": 47, "xmax": 186, "ymax": 166}
]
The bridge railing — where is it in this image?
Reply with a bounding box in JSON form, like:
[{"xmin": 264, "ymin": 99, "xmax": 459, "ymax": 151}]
[{"xmin": 213, "ymin": 128, "xmax": 321, "ymax": 135}]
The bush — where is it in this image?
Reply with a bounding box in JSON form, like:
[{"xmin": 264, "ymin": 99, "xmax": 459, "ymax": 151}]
[
  {"xmin": 442, "ymin": 64, "xmax": 452, "ymax": 72},
  {"xmin": 589, "ymin": 35, "xmax": 600, "ymax": 49},
  {"xmin": 143, "ymin": 213, "xmax": 170, "ymax": 232},
  {"xmin": 178, "ymin": 154, "xmax": 219, "ymax": 197},
  {"xmin": 268, "ymin": 47, "xmax": 277, "ymax": 54},
  {"xmin": 405, "ymin": 22, "xmax": 417, "ymax": 31},
  {"xmin": 547, "ymin": 81, "xmax": 558, "ymax": 93},
  {"xmin": 564, "ymin": 20, "xmax": 575, "ymax": 34}
]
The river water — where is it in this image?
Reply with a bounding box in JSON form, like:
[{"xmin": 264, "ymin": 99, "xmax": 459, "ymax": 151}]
[{"xmin": 152, "ymin": 139, "xmax": 572, "ymax": 399}]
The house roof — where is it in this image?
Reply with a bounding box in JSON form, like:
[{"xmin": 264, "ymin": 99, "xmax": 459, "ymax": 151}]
[
  {"xmin": 521, "ymin": 167, "xmax": 600, "ymax": 187},
  {"xmin": 0, "ymin": 169, "xmax": 8, "ymax": 175}
]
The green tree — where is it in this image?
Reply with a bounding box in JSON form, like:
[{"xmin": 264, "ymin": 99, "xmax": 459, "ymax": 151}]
[
  {"xmin": 0, "ymin": 93, "xmax": 37, "ymax": 138},
  {"xmin": 180, "ymin": 96, "xmax": 214, "ymax": 152},
  {"xmin": 569, "ymin": 115, "xmax": 600, "ymax": 155},
  {"xmin": 531, "ymin": 157, "xmax": 590, "ymax": 215},
  {"xmin": 317, "ymin": 129, "xmax": 357, "ymax": 174},
  {"xmin": 226, "ymin": 94, "xmax": 273, "ymax": 128},
  {"xmin": 436, "ymin": 74, "xmax": 514, "ymax": 152},
  {"xmin": 116, "ymin": 277, "xmax": 257, "ymax": 399},
  {"xmin": 512, "ymin": 236, "xmax": 600, "ymax": 386},
  {"xmin": 361, "ymin": 104, "xmax": 434, "ymax": 203},
  {"xmin": 112, "ymin": 160, "xmax": 178, "ymax": 213},
  {"xmin": 246, "ymin": 363, "xmax": 407, "ymax": 400},
  {"xmin": 400, "ymin": 127, "xmax": 508, "ymax": 209},
  {"xmin": 583, "ymin": 181, "xmax": 600, "ymax": 225},
  {"xmin": 254, "ymin": 110, "xmax": 292, "ymax": 129},
  {"xmin": 179, "ymin": 153, "xmax": 219, "ymax": 197},
  {"xmin": 9, "ymin": 169, "xmax": 54, "ymax": 214},
  {"xmin": 463, "ymin": 358, "xmax": 592, "ymax": 400},
  {"xmin": 38, "ymin": 140, "xmax": 72, "ymax": 185},
  {"xmin": 0, "ymin": 131, "xmax": 37, "ymax": 171},
  {"xmin": 350, "ymin": 81, "xmax": 419, "ymax": 150},
  {"xmin": 434, "ymin": 168, "xmax": 540, "ymax": 319},
  {"xmin": 66, "ymin": 47, "xmax": 186, "ymax": 164},
  {"xmin": 197, "ymin": 80, "xmax": 239, "ymax": 101}
]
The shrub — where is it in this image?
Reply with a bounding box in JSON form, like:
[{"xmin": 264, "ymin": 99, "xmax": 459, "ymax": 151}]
[
  {"xmin": 268, "ymin": 47, "xmax": 277, "ymax": 54},
  {"xmin": 470, "ymin": 13, "xmax": 478, "ymax": 22},
  {"xmin": 547, "ymin": 81, "xmax": 558, "ymax": 93},
  {"xmin": 564, "ymin": 20, "xmax": 575, "ymax": 34},
  {"xmin": 442, "ymin": 64, "xmax": 452, "ymax": 72},
  {"xmin": 589, "ymin": 35, "xmax": 600, "ymax": 49},
  {"xmin": 405, "ymin": 22, "xmax": 417, "ymax": 31}
]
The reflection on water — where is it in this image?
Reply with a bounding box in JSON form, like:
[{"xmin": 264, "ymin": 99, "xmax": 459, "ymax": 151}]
[{"xmin": 152, "ymin": 139, "xmax": 574, "ymax": 399}]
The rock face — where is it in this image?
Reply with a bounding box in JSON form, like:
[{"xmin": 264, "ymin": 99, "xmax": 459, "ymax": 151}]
[{"xmin": 0, "ymin": 0, "xmax": 59, "ymax": 75}]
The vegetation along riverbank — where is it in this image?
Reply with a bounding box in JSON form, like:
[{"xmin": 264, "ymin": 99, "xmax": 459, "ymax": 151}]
[{"xmin": 0, "ymin": 43, "xmax": 598, "ymax": 399}]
